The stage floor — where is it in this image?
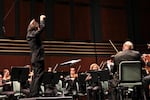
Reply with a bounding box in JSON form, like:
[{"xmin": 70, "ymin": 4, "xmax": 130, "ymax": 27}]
[{"xmin": 19, "ymin": 96, "xmax": 73, "ymax": 100}]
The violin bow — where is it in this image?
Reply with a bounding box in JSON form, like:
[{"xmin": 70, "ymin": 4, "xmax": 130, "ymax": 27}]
[{"xmin": 109, "ymin": 40, "xmax": 119, "ymax": 53}]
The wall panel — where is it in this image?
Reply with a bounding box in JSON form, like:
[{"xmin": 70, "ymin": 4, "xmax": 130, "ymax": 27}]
[
  {"xmin": 139, "ymin": 11, "xmax": 150, "ymax": 42},
  {"xmin": 3, "ymin": 0, "xmax": 16, "ymax": 37},
  {"xmin": 19, "ymin": 0, "xmax": 30, "ymax": 39},
  {"xmin": 0, "ymin": 54, "xmax": 109, "ymax": 73},
  {"xmin": 138, "ymin": 0, "xmax": 150, "ymax": 42},
  {"xmin": 74, "ymin": 6, "xmax": 91, "ymax": 41},
  {"xmin": 53, "ymin": 4, "xmax": 71, "ymax": 40},
  {"xmin": 100, "ymin": 8, "xmax": 128, "ymax": 42},
  {"xmin": 100, "ymin": 0, "xmax": 126, "ymax": 7},
  {"xmin": 74, "ymin": 0, "xmax": 90, "ymax": 4},
  {"xmin": 34, "ymin": 1, "xmax": 46, "ymax": 39},
  {"xmin": 0, "ymin": 55, "xmax": 30, "ymax": 71}
]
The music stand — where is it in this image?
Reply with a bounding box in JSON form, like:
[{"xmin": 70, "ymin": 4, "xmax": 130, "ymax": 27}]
[
  {"xmin": 78, "ymin": 73, "xmax": 87, "ymax": 94},
  {"xmin": 42, "ymin": 72, "xmax": 60, "ymax": 96},
  {"xmin": 11, "ymin": 66, "xmax": 29, "ymax": 83},
  {"xmin": 97, "ymin": 70, "xmax": 110, "ymax": 81},
  {"xmin": 87, "ymin": 71, "xmax": 99, "ymax": 83},
  {"xmin": 59, "ymin": 71, "xmax": 69, "ymax": 76},
  {"xmin": 10, "ymin": 66, "xmax": 29, "ymax": 97},
  {"xmin": 42, "ymin": 72, "xmax": 59, "ymax": 85},
  {"xmin": 88, "ymin": 70, "xmax": 110, "ymax": 83},
  {"xmin": 78, "ymin": 73, "xmax": 87, "ymax": 83}
]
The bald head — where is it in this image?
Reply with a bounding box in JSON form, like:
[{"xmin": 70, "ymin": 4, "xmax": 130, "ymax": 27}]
[{"xmin": 122, "ymin": 41, "xmax": 134, "ymax": 51}]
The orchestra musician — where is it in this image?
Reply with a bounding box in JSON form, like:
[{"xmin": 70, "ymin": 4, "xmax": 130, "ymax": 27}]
[
  {"xmin": 22, "ymin": 65, "xmax": 34, "ymax": 89},
  {"xmin": 86, "ymin": 63, "xmax": 101, "ymax": 100},
  {"xmin": 2, "ymin": 69, "xmax": 11, "ymax": 91},
  {"xmin": 43, "ymin": 72, "xmax": 58, "ymax": 97},
  {"xmin": 23, "ymin": 65, "xmax": 34, "ymax": 85},
  {"xmin": 100, "ymin": 57, "xmax": 115, "ymax": 100},
  {"xmin": 142, "ymin": 44, "xmax": 150, "ymax": 100},
  {"xmin": 142, "ymin": 54, "xmax": 150, "ymax": 75},
  {"xmin": 0, "ymin": 74, "xmax": 2, "ymax": 86},
  {"xmin": 64, "ymin": 67, "xmax": 79, "ymax": 99},
  {"xmin": 2, "ymin": 69, "xmax": 11, "ymax": 82},
  {"xmin": 113, "ymin": 41, "xmax": 144, "ymax": 100},
  {"xmin": 20, "ymin": 65, "xmax": 34, "ymax": 97},
  {"xmin": 100, "ymin": 56, "xmax": 114, "ymax": 78},
  {"xmin": 113, "ymin": 41, "xmax": 142, "ymax": 73}
]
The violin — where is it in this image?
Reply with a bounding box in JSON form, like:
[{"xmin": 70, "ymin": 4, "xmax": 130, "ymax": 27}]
[{"xmin": 72, "ymin": 74, "xmax": 78, "ymax": 78}]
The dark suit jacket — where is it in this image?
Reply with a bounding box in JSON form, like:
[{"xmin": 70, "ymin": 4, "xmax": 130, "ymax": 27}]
[
  {"xmin": 26, "ymin": 20, "xmax": 45, "ymax": 64},
  {"xmin": 113, "ymin": 50, "xmax": 141, "ymax": 73}
]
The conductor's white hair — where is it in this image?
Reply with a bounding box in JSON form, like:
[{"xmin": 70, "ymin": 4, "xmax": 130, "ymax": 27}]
[{"xmin": 123, "ymin": 41, "xmax": 134, "ymax": 49}]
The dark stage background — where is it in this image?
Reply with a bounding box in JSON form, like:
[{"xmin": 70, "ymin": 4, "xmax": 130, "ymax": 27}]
[{"xmin": 0, "ymin": 0, "xmax": 149, "ymax": 72}]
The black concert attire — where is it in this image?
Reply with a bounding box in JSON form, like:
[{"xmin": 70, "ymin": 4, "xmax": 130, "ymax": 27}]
[
  {"xmin": 143, "ymin": 62, "xmax": 150, "ymax": 100},
  {"xmin": 26, "ymin": 19, "xmax": 45, "ymax": 97},
  {"xmin": 42, "ymin": 72, "xmax": 59, "ymax": 97},
  {"xmin": 64, "ymin": 75, "xmax": 79, "ymax": 100},
  {"xmin": 64, "ymin": 75, "xmax": 79, "ymax": 96},
  {"xmin": 86, "ymin": 71, "xmax": 102, "ymax": 100},
  {"xmin": 44, "ymin": 83, "xmax": 57, "ymax": 97},
  {"xmin": 114, "ymin": 50, "xmax": 141, "ymax": 73},
  {"xmin": 2, "ymin": 79, "xmax": 11, "ymax": 91},
  {"xmin": 102, "ymin": 60, "xmax": 114, "ymax": 79},
  {"xmin": 101, "ymin": 60, "xmax": 114, "ymax": 99},
  {"xmin": 113, "ymin": 49, "xmax": 143, "ymax": 100}
]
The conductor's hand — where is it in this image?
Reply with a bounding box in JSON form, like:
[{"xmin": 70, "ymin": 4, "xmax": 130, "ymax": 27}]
[{"xmin": 40, "ymin": 15, "xmax": 46, "ymax": 21}]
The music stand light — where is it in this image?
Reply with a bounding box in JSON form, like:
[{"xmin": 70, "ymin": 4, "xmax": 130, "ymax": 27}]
[{"xmin": 60, "ymin": 59, "xmax": 81, "ymax": 66}]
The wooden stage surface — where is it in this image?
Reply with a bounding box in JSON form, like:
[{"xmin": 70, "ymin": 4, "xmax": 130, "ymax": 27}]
[{"xmin": 19, "ymin": 96, "xmax": 73, "ymax": 100}]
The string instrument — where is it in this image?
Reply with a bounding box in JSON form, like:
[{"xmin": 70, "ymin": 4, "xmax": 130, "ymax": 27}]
[
  {"xmin": 71, "ymin": 74, "xmax": 78, "ymax": 78},
  {"xmin": 69, "ymin": 73, "xmax": 78, "ymax": 81},
  {"xmin": 69, "ymin": 67, "xmax": 79, "ymax": 80},
  {"xmin": 71, "ymin": 65, "xmax": 81, "ymax": 79},
  {"xmin": 73, "ymin": 65, "xmax": 81, "ymax": 78},
  {"xmin": 100, "ymin": 61, "xmax": 106, "ymax": 70},
  {"xmin": 52, "ymin": 64, "xmax": 59, "ymax": 72},
  {"xmin": 109, "ymin": 40, "xmax": 119, "ymax": 53},
  {"xmin": 76, "ymin": 65, "xmax": 81, "ymax": 73},
  {"xmin": 99, "ymin": 40, "xmax": 118, "ymax": 70},
  {"xmin": 142, "ymin": 54, "xmax": 150, "ymax": 74}
]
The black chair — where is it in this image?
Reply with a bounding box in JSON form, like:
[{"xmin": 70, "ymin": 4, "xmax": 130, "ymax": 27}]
[{"xmin": 116, "ymin": 61, "xmax": 146, "ymax": 100}]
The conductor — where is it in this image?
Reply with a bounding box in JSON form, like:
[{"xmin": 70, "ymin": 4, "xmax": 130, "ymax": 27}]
[{"xmin": 26, "ymin": 15, "xmax": 46, "ymax": 97}]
